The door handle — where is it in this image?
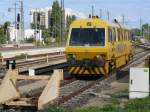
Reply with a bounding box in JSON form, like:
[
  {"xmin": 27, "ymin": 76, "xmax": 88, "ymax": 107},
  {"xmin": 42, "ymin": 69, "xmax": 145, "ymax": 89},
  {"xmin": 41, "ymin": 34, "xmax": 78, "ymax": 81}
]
[{"xmin": 131, "ymin": 80, "xmax": 132, "ymax": 85}]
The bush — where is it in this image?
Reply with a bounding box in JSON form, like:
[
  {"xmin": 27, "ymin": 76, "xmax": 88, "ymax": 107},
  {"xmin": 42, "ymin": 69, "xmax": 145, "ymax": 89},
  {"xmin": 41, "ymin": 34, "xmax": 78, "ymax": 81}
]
[{"xmin": 26, "ymin": 37, "xmax": 36, "ymax": 43}]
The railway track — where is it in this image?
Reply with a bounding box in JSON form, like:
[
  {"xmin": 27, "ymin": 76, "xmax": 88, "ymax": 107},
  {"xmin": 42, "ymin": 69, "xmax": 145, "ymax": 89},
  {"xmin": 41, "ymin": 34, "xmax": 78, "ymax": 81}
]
[
  {"xmin": 1, "ymin": 54, "xmax": 65, "ymax": 68},
  {"xmin": 0, "ymin": 44, "xmax": 150, "ymax": 111},
  {"xmin": 60, "ymin": 76, "xmax": 113, "ymax": 109},
  {"xmin": 18, "ymin": 55, "xmax": 65, "ymax": 73},
  {"xmin": 0, "ymin": 54, "xmax": 65, "ymax": 78},
  {"xmin": 51, "ymin": 46, "xmax": 150, "ymax": 109}
]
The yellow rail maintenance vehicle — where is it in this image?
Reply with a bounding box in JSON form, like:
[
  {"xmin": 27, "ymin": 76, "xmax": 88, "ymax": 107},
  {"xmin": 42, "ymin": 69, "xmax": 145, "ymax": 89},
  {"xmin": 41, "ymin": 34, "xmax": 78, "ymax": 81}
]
[{"xmin": 66, "ymin": 16, "xmax": 133, "ymax": 76}]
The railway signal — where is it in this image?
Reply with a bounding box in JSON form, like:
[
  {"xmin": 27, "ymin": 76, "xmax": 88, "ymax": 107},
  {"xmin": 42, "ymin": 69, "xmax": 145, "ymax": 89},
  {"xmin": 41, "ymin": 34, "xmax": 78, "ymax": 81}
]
[
  {"xmin": 17, "ymin": 13, "xmax": 20, "ymax": 30},
  {"xmin": 8, "ymin": 0, "xmax": 24, "ymax": 43}
]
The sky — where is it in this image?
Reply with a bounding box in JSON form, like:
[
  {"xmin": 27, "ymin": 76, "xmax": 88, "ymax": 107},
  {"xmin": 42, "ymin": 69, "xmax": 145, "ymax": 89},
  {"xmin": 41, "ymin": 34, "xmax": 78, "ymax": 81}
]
[{"xmin": 0, "ymin": 0, "xmax": 150, "ymax": 29}]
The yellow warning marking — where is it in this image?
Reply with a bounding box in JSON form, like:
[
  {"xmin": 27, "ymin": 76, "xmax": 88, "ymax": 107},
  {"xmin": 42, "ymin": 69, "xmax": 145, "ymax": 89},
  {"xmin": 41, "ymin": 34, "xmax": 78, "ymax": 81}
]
[
  {"xmin": 95, "ymin": 67, "xmax": 100, "ymax": 74},
  {"xmin": 69, "ymin": 67, "xmax": 76, "ymax": 74},
  {"xmin": 100, "ymin": 68, "xmax": 105, "ymax": 74},
  {"xmin": 90, "ymin": 67, "xmax": 95, "ymax": 74},
  {"xmin": 84, "ymin": 70, "xmax": 89, "ymax": 74},
  {"xmin": 79, "ymin": 67, "xmax": 85, "ymax": 74},
  {"xmin": 73, "ymin": 67, "xmax": 80, "ymax": 74}
]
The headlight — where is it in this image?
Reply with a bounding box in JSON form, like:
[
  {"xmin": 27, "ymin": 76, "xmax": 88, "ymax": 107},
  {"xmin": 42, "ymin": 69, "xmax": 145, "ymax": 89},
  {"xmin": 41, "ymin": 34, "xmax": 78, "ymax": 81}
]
[
  {"xmin": 67, "ymin": 54, "xmax": 76, "ymax": 66},
  {"xmin": 68, "ymin": 54, "xmax": 76, "ymax": 59},
  {"xmin": 96, "ymin": 55, "xmax": 101, "ymax": 59},
  {"xmin": 95, "ymin": 55, "xmax": 105, "ymax": 66}
]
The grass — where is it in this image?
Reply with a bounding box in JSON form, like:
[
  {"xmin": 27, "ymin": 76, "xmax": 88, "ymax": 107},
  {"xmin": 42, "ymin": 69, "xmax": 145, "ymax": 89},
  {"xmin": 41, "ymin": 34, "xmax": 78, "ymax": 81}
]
[
  {"xmin": 74, "ymin": 97, "xmax": 150, "ymax": 112},
  {"xmin": 43, "ymin": 89, "xmax": 150, "ymax": 112},
  {"xmin": 43, "ymin": 105, "xmax": 68, "ymax": 112}
]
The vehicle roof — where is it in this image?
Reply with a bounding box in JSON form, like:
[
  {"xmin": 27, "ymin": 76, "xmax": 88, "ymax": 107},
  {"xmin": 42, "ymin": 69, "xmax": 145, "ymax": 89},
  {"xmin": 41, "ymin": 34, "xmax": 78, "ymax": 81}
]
[{"xmin": 70, "ymin": 18, "xmax": 129, "ymax": 30}]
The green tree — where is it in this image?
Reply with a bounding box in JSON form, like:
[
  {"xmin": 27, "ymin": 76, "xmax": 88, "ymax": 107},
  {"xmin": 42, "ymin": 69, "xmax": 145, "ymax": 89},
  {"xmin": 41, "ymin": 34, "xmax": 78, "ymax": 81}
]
[
  {"xmin": 42, "ymin": 28, "xmax": 52, "ymax": 45},
  {"xmin": 142, "ymin": 23, "xmax": 149, "ymax": 31},
  {"xmin": 72, "ymin": 15, "xmax": 76, "ymax": 21},
  {"xmin": 66, "ymin": 15, "xmax": 76, "ymax": 33},
  {"xmin": 25, "ymin": 37, "xmax": 35, "ymax": 43},
  {"xmin": 142, "ymin": 23, "xmax": 150, "ymax": 40},
  {"xmin": 131, "ymin": 23, "xmax": 150, "ymax": 40},
  {"xmin": 51, "ymin": 0, "xmax": 61, "ymax": 38},
  {"xmin": 30, "ymin": 23, "xmax": 36, "ymax": 29},
  {"xmin": 42, "ymin": 29, "xmax": 51, "ymax": 39},
  {"xmin": 131, "ymin": 28, "xmax": 141, "ymax": 36},
  {"xmin": 60, "ymin": 8, "xmax": 65, "ymax": 42},
  {"xmin": 0, "ymin": 27, "xmax": 6, "ymax": 44}
]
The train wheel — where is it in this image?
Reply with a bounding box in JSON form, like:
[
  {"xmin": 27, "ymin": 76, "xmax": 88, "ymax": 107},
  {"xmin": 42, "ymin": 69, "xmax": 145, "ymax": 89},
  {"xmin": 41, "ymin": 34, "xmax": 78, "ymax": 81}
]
[
  {"xmin": 108, "ymin": 62, "xmax": 113, "ymax": 73},
  {"xmin": 126, "ymin": 55, "xmax": 130, "ymax": 64},
  {"xmin": 109, "ymin": 62, "xmax": 114, "ymax": 73},
  {"xmin": 109, "ymin": 59, "xmax": 117, "ymax": 73}
]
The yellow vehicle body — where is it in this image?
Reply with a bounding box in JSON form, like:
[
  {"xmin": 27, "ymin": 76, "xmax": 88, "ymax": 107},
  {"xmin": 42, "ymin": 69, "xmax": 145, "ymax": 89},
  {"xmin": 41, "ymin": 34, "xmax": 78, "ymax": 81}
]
[{"xmin": 66, "ymin": 17, "xmax": 133, "ymax": 76}]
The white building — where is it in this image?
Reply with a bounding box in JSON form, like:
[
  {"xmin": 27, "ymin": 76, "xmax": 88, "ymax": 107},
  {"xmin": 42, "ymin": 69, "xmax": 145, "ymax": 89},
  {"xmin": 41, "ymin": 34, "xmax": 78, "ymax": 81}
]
[
  {"xmin": 30, "ymin": 7, "xmax": 52, "ymax": 29},
  {"xmin": 8, "ymin": 26, "xmax": 25, "ymax": 43},
  {"xmin": 30, "ymin": 7, "xmax": 86, "ymax": 29},
  {"xmin": 8, "ymin": 26, "xmax": 42, "ymax": 43},
  {"xmin": 8, "ymin": 26, "xmax": 17, "ymax": 42},
  {"xmin": 25, "ymin": 29, "xmax": 42, "ymax": 41}
]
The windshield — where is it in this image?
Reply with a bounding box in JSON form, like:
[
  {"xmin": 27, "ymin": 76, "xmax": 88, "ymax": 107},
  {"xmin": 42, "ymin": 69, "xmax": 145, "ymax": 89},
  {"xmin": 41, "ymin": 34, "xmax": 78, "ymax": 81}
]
[{"xmin": 69, "ymin": 28, "xmax": 105, "ymax": 46}]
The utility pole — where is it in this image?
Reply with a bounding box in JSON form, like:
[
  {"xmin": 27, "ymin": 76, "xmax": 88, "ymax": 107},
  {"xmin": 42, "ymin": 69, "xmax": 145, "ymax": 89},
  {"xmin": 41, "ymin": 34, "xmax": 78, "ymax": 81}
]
[
  {"xmin": 36, "ymin": 11, "xmax": 41, "ymax": 44},
  {"xmin": 8, "ymin": 0, "xmax": 24, "ymax": 44},
  {"xmin": 15, "ymin": 2, "xmax": 17, "ymax": 42},
  {"xmin": 20, "ymin": 0, "xmax": 24, "ymax": 42},
  {"xmin": 60, "ymin": 0, "xmax": 62, "ymax": 46},
  {"xmin": 60, "ymin": 0, "xmax": 64, "ymax": 46},
  {"xmin": 107, "ymin": 10, "xmax": 110, "ymax": 21},
  {"xmin": 148, "ymin": 24, "xmax": 149, "ymax": 39},
  {"xmin": 62, "ymin": 0, "xmax": 65, "ymax": 45},
  {"xmin": 62, "ymin": 0, "xmax": 65, "ymax": 43},
  {"xmin": 17, "ymin": 13, "xmax": 20, "ymax": 43},
  {"xmin": 99, "ymin": 9, "xmax": 102, "ymax": 18},
  {"xmin": 122, "ymin": 15, "xmax": 125, "ymax": 25},
  {"xmin": 92, "ymin": 5, "xmax": 94, "ymax": 17},
  {"xmin": 140, "ymin": 18, "xmax": 143, "ymax": 36}
]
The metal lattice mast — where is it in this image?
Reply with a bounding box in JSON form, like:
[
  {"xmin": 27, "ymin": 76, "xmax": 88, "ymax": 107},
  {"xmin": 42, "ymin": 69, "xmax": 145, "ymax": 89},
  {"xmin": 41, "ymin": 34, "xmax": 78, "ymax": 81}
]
[
  {"xmin": 99, "ymin": 9, "xmax": 102, "ymax": 18},
  {"xmin": 20, "ymin": 0, "xmax": 24, "ymax": 42},
  {"xmin": 107, "ymin": 10, "xmax": 110, "ymax": 21}
]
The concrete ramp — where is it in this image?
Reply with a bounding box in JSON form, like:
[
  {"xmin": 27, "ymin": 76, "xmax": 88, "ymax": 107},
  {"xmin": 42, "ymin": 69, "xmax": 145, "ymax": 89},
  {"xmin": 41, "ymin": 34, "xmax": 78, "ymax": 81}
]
[
  {"xmin": 0, "ymin": 70, "xmax": 20, "ymax": 104},
  {"xmin": 38, "ymin": 70, "xmax": 62, "ymax": 110},
  {"xmin": 0, "ymin": 68, "xmax": 63, "ymax": 110}
]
